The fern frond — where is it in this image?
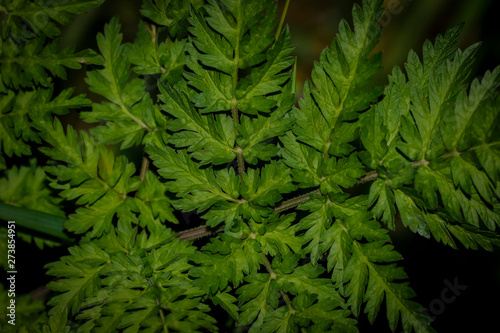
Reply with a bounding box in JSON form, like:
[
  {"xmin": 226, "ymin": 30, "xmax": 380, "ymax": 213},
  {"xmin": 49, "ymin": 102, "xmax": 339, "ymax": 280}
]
[
  {"xmin": 234, "ymin": 27, "xmax": 295, "ymax": 115},
  {"xmin": 83, "ymin": 17, "xmax": 168, "ymax": 149},
  {"xmin": 256, "ymin": 213, "xmax": 302, "ymax": 256},
  {"xmin": 362, "ymin": 24, "xmax": 500, "ymax": 240},
  {"xmin": 154, "ymin": 0, "xmax": 295, "ymax": 167},
  {"xmin": 338, "ymin": 212, "xmax": 434, "ymax": 333},
  {"xmin": 237, "ymin": 84, "xmax": 295, "ymax": 164},
  {"xmin": 46, "ymin": 224, "xmax": 216, "ymax": 332},
  {"xmin": 241, "ymin": 161, "xmax": 296, "ymax": 208},
  {"xmin": 33, "ymin": 114, "xmax": 177, "ymax": 238},
  {"xmin": 147, "ymin": 145, "xmax": 243, "ymax": 226},
  {"xmin": 1, "ymin": 0, "xmax": 498, "ymax": 332},
  {"xmin": 285, "ymin": 0, "xmax": 383, "ymax": 162},
  {"xmin": 236, "ymin": 254, "xmax": 357, "ymax": 332},
  {"xmin": 425, "ymin": 213, "xmax": 500, "ymax": 250},
  {"xmin": 0, "ymin": 0, "xmax": 104, "ymax": 41},
  {"xmin": 0, "ymin": 37, "xmax": 101, "ymax": 89},
  {"xmin": 282, "ymin": 0, "xmax": 383, "ymax": 200},
  {"xmin": 0, "ymin": 87, "xmax": 89, "ymax": 168},
  {"xmin": 140, "ymin": 0, "xmax": 203, "ymax": 36},
  {"xmin": 158, "ymin": 82, "xmax": 237, "ymax": 165},
  {"xmin": 126, "ymin": 20, "xmax": 187, "ymax": 84},
  {"xmin": 187, "ymin": 0, "xmax": 278, "ymax": 76},
  {"xmin": 190, "ymin": 232, "xmax": 262, "ymax": 294}
]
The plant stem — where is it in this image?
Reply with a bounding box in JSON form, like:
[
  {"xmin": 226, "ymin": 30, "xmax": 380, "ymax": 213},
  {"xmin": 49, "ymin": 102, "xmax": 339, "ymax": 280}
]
[
  {"xmin": 236, "ymin": 147, "xmax": 245, "ymax": 176},
  {"xmin": 261, "ymin": 252, "xmax": 276, "ymax": 279},
  {"xmin": 356, "ymin": 171, "xmax": 379, "ymax": 184},
  {"xmin": 177, "ymin": 225, "xmax": 224, "ymax": 242},
  {"xmin": 231, "ymin": 4, "xmax": 246, "ymax": 183},
  {"xmin": 292, "ymin": 56, "xmax": 298, "ymax": 94},
  {"xmin": 275, "ymin": 0, "xmax": 291, "ymax": 40},
  {"xmin": 279, "ymin": 290, "xmax": 295, "ymax": 314},
  {"xmin": 273, "ymin": 189, "xmax": 321, "ymax": 212},
  {"xmin": 150, "ymin": 278, "xmax": 169, "ymax": 333},
  {"xmin": 261, "ymin": 253, "xmax": 295, "ymax": 314},
  {"xmin": 140, "ymin": 156, "xmax": 149, "ymax": 182}
]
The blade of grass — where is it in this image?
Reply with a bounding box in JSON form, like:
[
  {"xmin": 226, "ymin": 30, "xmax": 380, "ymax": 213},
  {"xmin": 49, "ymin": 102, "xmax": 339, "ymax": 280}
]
[{"xmin": 0, "ymin": 202, "xmax": 75, "ymax": 243}]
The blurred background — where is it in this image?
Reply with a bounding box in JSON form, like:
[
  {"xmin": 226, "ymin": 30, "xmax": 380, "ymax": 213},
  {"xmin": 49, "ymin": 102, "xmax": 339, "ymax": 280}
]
[{"xmin": 14, "ymin": 0, "xmax": 500, "ymax": 331}]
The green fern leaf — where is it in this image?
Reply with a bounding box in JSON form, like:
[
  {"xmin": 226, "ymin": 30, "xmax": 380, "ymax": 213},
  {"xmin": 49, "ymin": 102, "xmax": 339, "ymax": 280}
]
[
  {"xmin": 0, "ymin": 0, "xmax": 104, "ymax": 41},
  {"xmin": 256, "ymin": 213, "xmax": 302, "ymax": 256},
  {"xmin": 361, "ymin": 23, "xmax": 500, "ymax": 248},
  {"xmin": 241, "ymin": 161, "xmax": 296, "ymax": 207},
  {"xmin": 46, "ymin": 226, "xmax": 216, "ymax": 332},
  {"xmin": 33, "ymin": 115, "xmax": 176, "ymax": 238},
  {"xmin": 398, "ymin": 44, "xmax": 480, "ymax": 162},
  {"xmin": 239, "ymin": 254, "xmax": 357, "ymax": 332},
  {"xmin": 140, "ymin": 0, "xmax": 203, "ymax": 36},
  {"xmin": 425, "ymin": 213, "xmax": 500, "ymax": 250},
  {"xmin": 2, "ymin": 0, "xmax": 499, "ymax": 332},
  {"xmin": 0, "ymin": 88, "xmax": 89, "ymax": 164},
  {"xmin": 339, "ymin": 213, "xmax": 434, "ymax": 332},
  {"xmin": 0, "ymin": 37, "xmax": 101, "ymax": 89},
  {"xmin": 46, "ymin": 242, "xmax": 110, "ymax": 316},
  {"xmin": 281, "ymin": 131, "xmax": 323, "ymax": 187},
  {"xmin": 83, "ymin": 17, "xmax": 167, "ymax": 148},
  {"xmin": 236, "ymin": 272, "xmax": 278, "ymax": 327},
  {"xmin": 158, "ymin": 82, "xmax": 236, "ymax": 164},
  {"xmin": 235, "ymin": 27, "xmax": 294, "ymax": 115},
  {"xmin": 367, "ymin": 178, "xmax": 396, "ymax": 228},
  {"xmin": 126, "ymin": 20, "xmax": 187, "ymax": 84},
  {"xmin": 287, "ymin": 0, "xmax": 383, "ymax": 162},
  {"xmin": 237, "ymin": 87, "xmax": 295, "ymax": 164},
  {"xmin": 190, "ymin": 233, "xmax": 262, "ymax": 294},
  {"xmin": 147, "ymin": 144, "xmax": 241, "ymax": 216},
  {"xmin": 295, "ymin": 197, "xmax": 333, "ymax": 265}
]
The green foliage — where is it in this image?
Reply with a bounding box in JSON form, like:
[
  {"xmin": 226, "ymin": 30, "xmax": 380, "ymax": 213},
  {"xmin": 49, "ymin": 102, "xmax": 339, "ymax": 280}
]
[
  {"xmin": 45, "ymin": 223, "xmax": 216, "ymax": 332},
  {"xmin": 1, "ymin": 0, "xmax": 499, "ymax": 332},
  {"xmin": 0, "ymin": 0, "xmax": 105, "ymax": 41},
  {"xmin": 83, "ymin": 17, "xmax": 168, "ymax": 148}
]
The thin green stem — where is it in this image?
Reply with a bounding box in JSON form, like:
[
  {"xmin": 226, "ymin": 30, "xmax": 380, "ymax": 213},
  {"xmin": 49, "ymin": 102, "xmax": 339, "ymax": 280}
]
[
  {"xmin": 150, "ymin": 278, "xmax": 169, "ymax": 333},
  {"xmin": 292, "ymin": 56, "xmax": 297, "ymax": 94},
  {"xmin": 261, "ymin": 252, "xmax": 276, "ymax": 279},
  {"xmin": 279, "ymin": 290, "xmax": 295, "ymax": 314},
  {"xmin": 147, "ymin": 23, "xmax": 167, "ymax": 74},
  {"xmin": 236, "ymin": 148, "xmax": 246, "ymax": 177},
  {"xmin": 231, "ymin": 3, "xmax": 245, "ymax": 183},
  {"xmin": 441, "ymin": 141, "xmax": 500, "ymax": 159},
  {"xmin": 140, "ymin": 156, "xmax": 150, "ymax": 182},
  {"xmin": 275, "ymin": 0, "xmax": 291, "ymax": 40},
  {"xmin": 260, "ymin": 252, "xmax": 295, "ymax": 314}
]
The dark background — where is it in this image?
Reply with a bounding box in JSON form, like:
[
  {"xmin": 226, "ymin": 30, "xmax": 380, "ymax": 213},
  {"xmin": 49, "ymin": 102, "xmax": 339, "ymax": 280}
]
[{"xmin": 9, "ymin": 0, "xmax": 500, "ymax": 332}]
